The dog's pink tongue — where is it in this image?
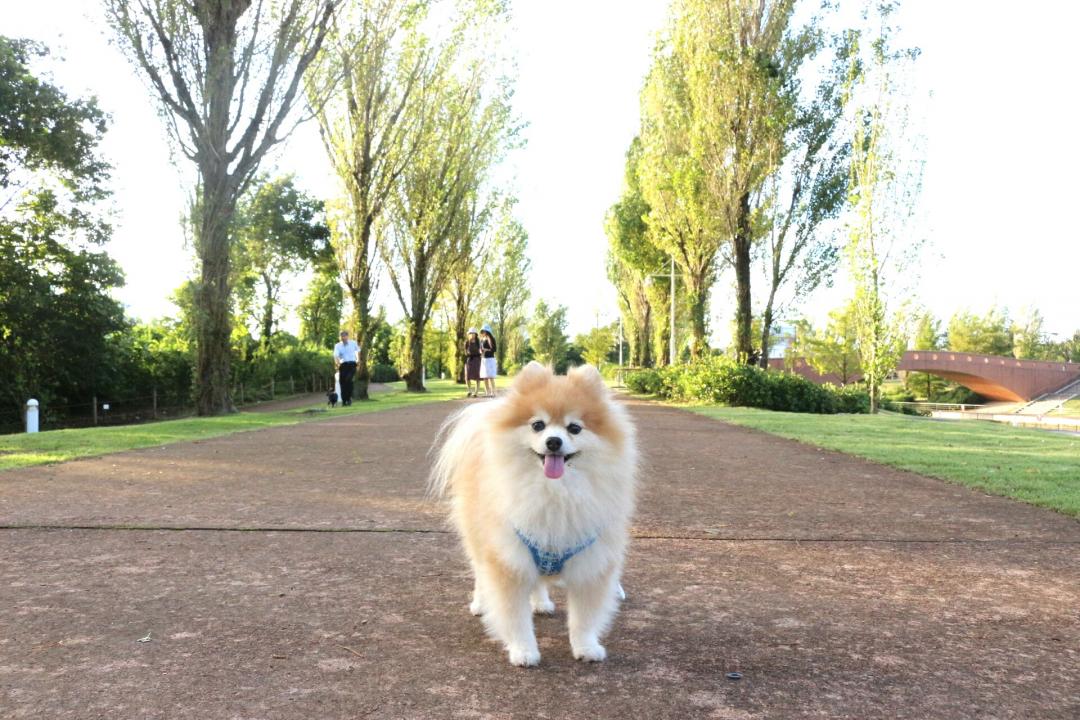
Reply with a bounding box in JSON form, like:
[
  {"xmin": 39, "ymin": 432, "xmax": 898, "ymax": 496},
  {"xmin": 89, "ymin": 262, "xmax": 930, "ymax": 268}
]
[{"xmin": 543, "ymin": 454, "xmax": 565, "ymax": 479}]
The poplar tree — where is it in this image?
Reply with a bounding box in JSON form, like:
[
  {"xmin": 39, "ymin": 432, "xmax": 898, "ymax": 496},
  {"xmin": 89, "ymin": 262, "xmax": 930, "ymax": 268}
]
[
  {"xmin": 606, "ymin": 138, "xmax": 666, "ymax": 367},
  {"xmin": 676, "ymin": 0, "xmax": 795, "ymax": 363},
  {"xmin": 478, "ymin": 204, "xmax": 531, "ymax": 375},
  {"xmin": 106, "ymin": 0, "xmax": 337, "ymax": 414},
  {"xmin": 382, "ymin": 31, "xmax": 516, "ymax": 391},
  {"xmin": 638, "ymin": 46, "xmax": 719, "ymax": 358},
  {"xmin": 843, "ymin": 4, "xmax": 922, "ymax": 412},
  {"xmin": 306, "ymin": 0, "xmax": 433, "ymax": 399},
  {"xmin": 444, "ymin": 192, "xmax": 497, "ymax": 383},
  {"xmin": 757, "ymin": 30, "xmax": 853, "ymax": 367}
]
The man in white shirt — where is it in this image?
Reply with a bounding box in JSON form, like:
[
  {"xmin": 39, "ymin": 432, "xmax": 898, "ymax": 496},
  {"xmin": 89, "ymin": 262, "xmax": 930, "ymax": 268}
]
[{"xmin": 333, "ymin": 330, "xmax": 360, "ymax": 406}]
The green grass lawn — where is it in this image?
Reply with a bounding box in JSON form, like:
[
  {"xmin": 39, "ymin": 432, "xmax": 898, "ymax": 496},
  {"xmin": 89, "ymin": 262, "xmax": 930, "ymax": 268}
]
[
  {"xmin": 688, "ymin": 406, "xmax": 1080, "ymax": 518},
  {"xmin": 1052, "ymin": 398, "xmax": 1080, "ymax": 417},
  {"xmin": 0, "ymin": 379, "xmax": 463, "ymax": 471}
]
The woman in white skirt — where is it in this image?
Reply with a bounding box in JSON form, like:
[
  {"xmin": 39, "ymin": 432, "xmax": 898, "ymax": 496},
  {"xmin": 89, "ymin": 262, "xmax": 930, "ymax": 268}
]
[{"xmin": 479, "ymin": 324, "xmax": 498, "ymax": 398}]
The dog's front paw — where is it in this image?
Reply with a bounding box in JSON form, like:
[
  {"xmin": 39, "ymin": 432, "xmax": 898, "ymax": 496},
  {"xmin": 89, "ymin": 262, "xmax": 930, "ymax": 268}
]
[
  {"xmin": 469, "ymin": 598, "xmax": 484, "ymax": 616},
  {"xmin": 507, "ymin": 645, "xmax": 541, "ymax": 667},
  {"xmin": 571, "ymin": 641, "xmax": 607, "ymax": 662},
  {"xmin": 531, "ymin": 597, "xmax": 555, "ymax": 615}
]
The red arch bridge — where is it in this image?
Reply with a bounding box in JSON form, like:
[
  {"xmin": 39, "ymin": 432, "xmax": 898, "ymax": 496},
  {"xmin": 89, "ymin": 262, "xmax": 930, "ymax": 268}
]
[
  {"xmin": 895, "ymin": 351, "xmax": 1080, "ymax": 403},
  {"xmin": 771, "ymin": 352, "xmax": 1080, "ymax": 403}
]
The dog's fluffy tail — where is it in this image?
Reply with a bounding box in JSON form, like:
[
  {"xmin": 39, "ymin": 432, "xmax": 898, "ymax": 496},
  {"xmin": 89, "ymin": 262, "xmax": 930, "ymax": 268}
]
[{"xmin": 428, "ymin": 402, "xmax": 491, "ymax": 499}]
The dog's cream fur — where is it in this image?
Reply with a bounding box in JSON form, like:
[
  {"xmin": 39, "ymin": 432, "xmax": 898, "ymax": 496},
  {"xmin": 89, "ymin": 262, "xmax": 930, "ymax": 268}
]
[{"xmin": 429, "ymin": 362, "xmax": 637, "ymax": 666}]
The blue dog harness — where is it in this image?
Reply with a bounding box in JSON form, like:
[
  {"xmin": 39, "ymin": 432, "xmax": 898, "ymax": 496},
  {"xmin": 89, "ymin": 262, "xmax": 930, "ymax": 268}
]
[{"xmin": 515, "ymin": 529, "xmax": 597, "ymax": 575}]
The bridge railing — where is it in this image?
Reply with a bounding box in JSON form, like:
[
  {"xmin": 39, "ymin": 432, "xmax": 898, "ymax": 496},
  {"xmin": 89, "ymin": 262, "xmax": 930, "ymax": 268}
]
[{"xmin": 886, "ymin": 401, "xmax": 986, "ymax": 416}]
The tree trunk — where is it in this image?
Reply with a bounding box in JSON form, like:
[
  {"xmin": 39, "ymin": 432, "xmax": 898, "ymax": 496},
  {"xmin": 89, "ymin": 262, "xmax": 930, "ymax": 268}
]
[
  {"xmin": 495, "ymin": 313, "xmax": 508, "ymax": 375},
  {"xmin": 640, "ymin": 300, "xmax": 653, "ymax": 368},
  {"xmin": 655, "ymin": 311, "xmax": 671, "ymax": 367},
  {"xmin": 403, "ymin": 313, "xmax": 427, "ymax": 392},
  {"xmin": 347, "ymin": 272, "xmax": 373, "ymax": 401},
  {"xmin": 193, "ymin": 7, "xmax": 241, "ymax": 416},
  {"xmin": 758, "ymin": 302, "xmax": 774, "ymax": 370},
  {"xmin": 452, "ymin": 287, "xmax": 467, "ymax": 384},
  {"xmin": 734, "ymin": 191, "xmax": 754, "ymax": 365},
  {"xmin": 687, "ymin": 288, "xmax": 708, "ymax": 360},
  {"xmin": 194, "ymin": 172, "xmax": 237, "ymax": 416},
  {"xmin": 682, "ymin": 260, "xmax": 710, "ymax": 360},
  {"xmin": 401, "ymin": 250, "xmax": 430, "ymax": 393},
  {"xmin": 260, "ymin": 272, "xmax": 274, "ymax": 350}
]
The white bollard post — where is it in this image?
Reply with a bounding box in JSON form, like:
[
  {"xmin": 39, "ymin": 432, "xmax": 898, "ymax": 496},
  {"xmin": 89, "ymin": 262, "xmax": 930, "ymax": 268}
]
[
  {"xmin": 334, "ymin": 371, "xmax": 342, "ymax": 401},
  {"xmin": 25, "ymin": 399, "xmax": 39, "ymax": 433}
]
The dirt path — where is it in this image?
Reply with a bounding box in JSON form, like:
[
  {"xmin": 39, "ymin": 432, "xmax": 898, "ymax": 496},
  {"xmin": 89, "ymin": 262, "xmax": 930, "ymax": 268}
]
[{"xmin": 1, "ymin": 399, "xmax": 1077, "ymax": 719}]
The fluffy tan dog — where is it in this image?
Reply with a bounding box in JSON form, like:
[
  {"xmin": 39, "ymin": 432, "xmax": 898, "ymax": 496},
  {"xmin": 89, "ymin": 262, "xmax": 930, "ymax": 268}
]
[{"xmin": 429, "ymin": 362, "xmax": 638, "ymax": 666}]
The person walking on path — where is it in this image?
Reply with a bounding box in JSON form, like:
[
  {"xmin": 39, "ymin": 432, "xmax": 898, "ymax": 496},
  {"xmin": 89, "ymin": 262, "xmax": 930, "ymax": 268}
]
[
  {"xmin": 464, "ymin": 328, "xmax": 482, "ymax": 398},
  {"xmin": 334, "ymin": 330, "xmax": 360, "ymax": 406},
  {"xmin": 479, "ymin": 324, "xmax": 498, "ymax": 398}
]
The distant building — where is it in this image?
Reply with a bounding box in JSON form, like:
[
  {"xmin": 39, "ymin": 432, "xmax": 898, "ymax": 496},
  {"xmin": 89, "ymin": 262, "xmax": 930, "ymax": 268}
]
[{"xmin": 768, "ymin": 323, "xmax": 796, "ymax": 359}]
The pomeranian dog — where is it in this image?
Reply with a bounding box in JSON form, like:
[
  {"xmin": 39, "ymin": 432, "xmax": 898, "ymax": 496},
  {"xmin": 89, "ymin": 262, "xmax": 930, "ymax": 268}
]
[{"xmin": 429, "ymin": 361, "xmax": 637, "ymax": 666}]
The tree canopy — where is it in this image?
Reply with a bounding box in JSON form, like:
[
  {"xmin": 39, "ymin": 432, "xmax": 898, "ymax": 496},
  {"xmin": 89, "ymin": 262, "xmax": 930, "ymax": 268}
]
[{"xmin": 0, "ymin": 35, "xmax": 126, "ymax": 417}]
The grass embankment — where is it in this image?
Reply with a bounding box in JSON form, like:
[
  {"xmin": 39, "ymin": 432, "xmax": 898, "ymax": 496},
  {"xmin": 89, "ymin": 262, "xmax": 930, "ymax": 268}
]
[
  {"xmin": 690, "ymin": 406, "xmax": 1080, "ymax": 518},
  {"xmin": 1052, "ymin": 398, "xmax": 1080, "ymax": 417},
  {"xmin": 0, "ymin": 379, "xmax": 463, "ymax": 471}
]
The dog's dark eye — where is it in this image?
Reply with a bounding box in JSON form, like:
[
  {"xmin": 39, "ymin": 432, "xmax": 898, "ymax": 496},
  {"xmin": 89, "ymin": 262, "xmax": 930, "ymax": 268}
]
[
  {"xmin": 531, "ymin": 420, "xmax": 546, "ymax": 432},
  {"xmin": 567, "ymin": 423, "xmax": 582, "ymax": 435}
]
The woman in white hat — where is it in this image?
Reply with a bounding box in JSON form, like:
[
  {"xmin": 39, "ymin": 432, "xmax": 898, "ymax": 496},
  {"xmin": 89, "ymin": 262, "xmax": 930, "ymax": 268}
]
[
  {"xmin": 464, "ymin": 328, "xmax": 482, "ymax": 397},
  {"xmin": 479, "ymin": 324, "xmax": 498, "ymax": 398}
]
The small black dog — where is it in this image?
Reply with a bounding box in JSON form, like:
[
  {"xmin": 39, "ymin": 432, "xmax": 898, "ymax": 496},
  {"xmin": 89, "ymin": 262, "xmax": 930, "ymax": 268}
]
[{"xmin": 327, "ymin": 389, "xmax": 339, "ymax": 408}]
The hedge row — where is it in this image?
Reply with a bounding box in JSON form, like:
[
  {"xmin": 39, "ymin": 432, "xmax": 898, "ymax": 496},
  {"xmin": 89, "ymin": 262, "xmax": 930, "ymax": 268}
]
[{"xmin": 626, "ymin": 356, "xmax": 869, "ymax": 414}]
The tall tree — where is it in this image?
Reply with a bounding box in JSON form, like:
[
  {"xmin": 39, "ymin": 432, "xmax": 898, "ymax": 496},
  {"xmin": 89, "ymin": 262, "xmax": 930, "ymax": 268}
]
[
  {"xmin": 233, "ymin": 176, "xmax": 329, "ymax": 348},
  {"xmin": 842, "ymin": 5, "xmax": 922, "ymax": 412},
  {"xmin": 0, "ymin": 36, "xmax": 125, "ymax": 414},
  {"xmin": 106, "ymin": 0, "xmax": 337, "ymax": 415},
  {"xmin": 675, "ymin": 0, "xmax": 797, "ymax": 363},
  {"xmin": 444, "ymin": 191, "xmax": 497, "ymax": 383},
  {"xmin": 793, "ymin": 304, "xmax": 861, "ymax": 385},
  {"xmin": 297, "ymin": 261, "xmax": 343, "ymax": 348},
  {"xmin": 577, "ymin": 324, "xmax": 617, "ymax": 370},
  {"xmin": 382, "ymin": 27, "xmax": 516, "ymax": 391},
  {"xmin": 905, "ymin": 311, "xmax": 948, "ymax": 401},
  {"xmin": 638, "ymin": 43, "xmax": 719, "ymax": 358},
  {"xmin": 480, "ymin": 206, "xmax": 531, "ymax": 375},
  {"xmin": 1058, "ymin": 330, "xmax": 1080, "ymax": 363},
  {"xmin": 307, "ymin": 0, "xmax": 433, "ymax": 400},
  {"xmin": 757, "ymin": 30, "xmax": 853, "ymax": 367},
  {"xmin": 606, "ymin": 137, "xmax": 666, "ymax": 368},
  {"xmin": 947, "ymin": 307, "xmax": 1012, "ymax": 356},
  {"xmin": 527, "ymin": 300, "xmax": 569, "ymax": 369},
  {"xmin": 1011, "ymin": 307, "xmax": 1047, "ymax": 360}
]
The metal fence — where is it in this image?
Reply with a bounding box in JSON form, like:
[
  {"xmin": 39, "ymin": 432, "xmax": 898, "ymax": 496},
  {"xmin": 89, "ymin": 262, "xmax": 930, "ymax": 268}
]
[
  {"xmin": 885, "ymin": 401, "xmax": 987, "ymax": 417},
  {"xmin": 3, "ymin": 373, "xmax": 331, "ymax": 435}
]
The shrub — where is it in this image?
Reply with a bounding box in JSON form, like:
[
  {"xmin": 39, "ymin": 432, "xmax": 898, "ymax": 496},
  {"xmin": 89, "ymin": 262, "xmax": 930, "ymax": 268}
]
[
  {"xmin": 824, "ymin": 383, "xmax": 871, "ymax": 414},
  {"xmin": 634, "ymin": 357, "xmax": 869, "ymax": 414},
  {"xmin": 626, "ymin": 368, "xmax": 664, "ymax": 395},
  {"xmin": 369, "ymin": 363, "xmax": 400, "ymax": 383}
]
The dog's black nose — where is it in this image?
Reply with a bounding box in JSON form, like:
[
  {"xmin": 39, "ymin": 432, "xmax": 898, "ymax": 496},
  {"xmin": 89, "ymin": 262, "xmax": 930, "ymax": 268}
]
[{"xmin": 545, "ymin": 436, "xmax": 562, "ymax": 452}]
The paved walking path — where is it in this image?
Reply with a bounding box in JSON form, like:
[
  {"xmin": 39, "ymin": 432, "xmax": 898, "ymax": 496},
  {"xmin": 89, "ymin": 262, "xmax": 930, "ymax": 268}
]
[{"xmin": 1, "ymin": 399, "xmax": 1077, "ymax": 719}]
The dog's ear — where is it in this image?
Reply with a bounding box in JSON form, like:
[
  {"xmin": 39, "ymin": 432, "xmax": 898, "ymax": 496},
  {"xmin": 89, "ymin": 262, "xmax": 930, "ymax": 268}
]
[
  {"xmin": 569, "ymin": 364, "xmax": 606, "ymax": 392},
  {"xmin": 512, "ymin": 361, "xmax": 551, "ymax": 393}
]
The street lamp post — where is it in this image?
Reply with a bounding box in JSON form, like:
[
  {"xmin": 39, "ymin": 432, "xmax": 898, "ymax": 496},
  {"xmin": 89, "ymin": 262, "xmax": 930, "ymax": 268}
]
[
  {"xmin": 618, "ymin": 315, "xmax": 624, "ymax": 369},
  {"xmin": 668, "ymin": 254, "xmax": 676, "ymax": 366},
  {"xmin": 645, "ymin": 253, "xmax": 679, "ymax": 366}
]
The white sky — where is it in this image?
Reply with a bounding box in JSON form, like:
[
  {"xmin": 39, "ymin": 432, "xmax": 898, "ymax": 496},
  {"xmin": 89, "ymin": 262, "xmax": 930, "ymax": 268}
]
[{"xmin": 6, "ymin": 0, "xmax": 1079, "ymax": 342}]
